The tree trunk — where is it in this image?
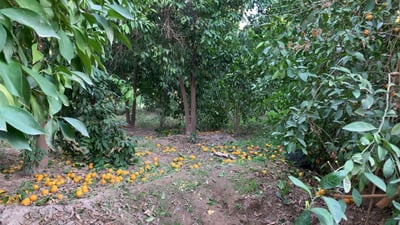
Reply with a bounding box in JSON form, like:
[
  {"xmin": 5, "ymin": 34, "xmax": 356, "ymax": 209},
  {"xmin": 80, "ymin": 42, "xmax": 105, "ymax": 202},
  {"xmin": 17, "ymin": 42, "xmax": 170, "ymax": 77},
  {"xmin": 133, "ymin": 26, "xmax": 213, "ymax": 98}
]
[
  {"xmin": 36, "ymin": 134, "xmax": 49, "ymax": 171},
  {"xmin": 125, "ymin": 100, "xmax": 131, "ymax": 124},
  {"xmin": 130, "ymin": 66, "xmax": 139, "ymax": 127},
  {"xmin": 189, "ymin": 73, "xmax": 196, "ymax": 135},
  {"xmin": 234, "ymin": 104, "xmax": 240, "ymax": 136},
  {"xmin": 179, "ymin": 76, "xmax": 191, "ymax": 135}
]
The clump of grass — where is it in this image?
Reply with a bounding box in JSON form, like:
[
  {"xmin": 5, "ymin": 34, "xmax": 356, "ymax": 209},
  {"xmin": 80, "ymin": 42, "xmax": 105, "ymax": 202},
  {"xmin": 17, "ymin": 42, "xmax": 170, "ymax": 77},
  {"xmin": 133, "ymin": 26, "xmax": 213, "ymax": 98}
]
[{"xmin": 233, "ymin": 177, "xmax": 259, "ymax": 194}]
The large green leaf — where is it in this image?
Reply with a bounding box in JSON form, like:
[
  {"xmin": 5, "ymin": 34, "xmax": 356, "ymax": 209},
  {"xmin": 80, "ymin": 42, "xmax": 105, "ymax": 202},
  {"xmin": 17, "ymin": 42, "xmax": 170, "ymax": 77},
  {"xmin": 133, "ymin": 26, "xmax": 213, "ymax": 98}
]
[
  {"xmin": 322, "ymin": 197, "xmax": 347, "ymax": 224},
  {"xmin": 58, "ymin": 120, "xmax": 75, "ymax": 140},
  {"xmin": 0, "ymin": 61, "xmax": 30, "ymax": 104},
  {"xmin": 44, "ymin": 119, "xmax": 58, "ymax": 148},
  {"xmin": 0, "ymin": 25, "xmax": 6, "ymax": 52},
  {"xmin": 48, "ymin": 96, "xmax": 62, "ymax": 115},
  {"xmin": 363, "ymin": 171, "xmax": 386, "ymax": 192},
  {"xmin": 0, "ymin": 8, "xmax": 59, "ymax": 38},
  {"xmin": 22, "ymin": 66, "xmax": 58, "ymax": 99},
  {"xmin": 15, "ymin": 0, "xmax": 46, "ymax": 16},
  {"xmin": 352, "ymin": 188, "xmax": 362, "ymax": 207},
  {"xmin": 0, "ymin": 83, "xmax": 14, "ymax": 105},
  {"xmin": 57, "ymin": 30, "xmax": 75, "ymax": 63},
  {"xmin": 391, "ymin": 123, "xmax": 400, "ymax": 136},
  {"xmin": 383, "ymin": 158, "xmax": 395, "ymax": 178},
  {"xmin": 71, "ymin": 71, "xmax": 93, "ymax": 86},
  {"xmin": 294, "ymin": 210, "xmax": 311, "ymax": 225},
  {"xmin": 0, "ymin": 125, "xmax": 31, "ymax": 150},
  {"xmin": 310, "ymin": 208, "xmax": 334, "ymax": 225},
  {"xmin": 289, "ymin": 176, "xmax": 312, "ymax": 198},
  {"xmin": 320, "ymin": 172, "xmax": 346, "ymax": 189},
  {"xmin": 343, "ymin": 121, "xmax": 377, "ymax": 132},
  {"xmin": 108, "ymin": 4, "xmax": 134, "ymax": 20},
  {"xmin": 93, "ymin": 14, "xmax": 114, "ymax": 44},
  {"xmin": 0, "ymin": 105, "xmax": 44, "ymax": 135},
  {"xmin": 62, "ymin": 117, "xmax": 89, "ymax": 137}
]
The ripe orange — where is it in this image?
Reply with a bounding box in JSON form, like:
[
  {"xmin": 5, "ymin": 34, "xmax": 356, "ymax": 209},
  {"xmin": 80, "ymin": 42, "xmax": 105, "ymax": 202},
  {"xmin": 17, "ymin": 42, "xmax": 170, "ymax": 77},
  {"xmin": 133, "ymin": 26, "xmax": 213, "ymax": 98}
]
[
  {"xmin": 75, "ymin": 190, "xmax": 83, "ymax": 198},
  {"xmin": 40, "ymin": 189, "xmax": 49, "ymax": 196},
  {"xmin": 21, "ymin": 198, "xmax": 31, "ymax": 206},
  {"xmin": 344, "ymin": 197, "xmax": 353, "ymax": 205},
  {"xmin": 319, "ymin": 189, "xmax": 327, "ymax": 196},
  {"xmin": 365, "ymin": 13, "xmax": 373, "ymax": 21},
  {"xmin": 50, "ymin": 185, "xmax": 58, "ymax": 193},
  {"xmin": 394, "ymin": 27, "xmax": 400, "ymax": 33},
  {"xmin": 364, "ymin": 29, "xmax": 370, "ymax": 36},
  {"xmin": 29, "ymin": 194, "xmax": 38, "ymax": 201},
  {"xmin": 57, "ymin": 194, "xmax": 63, "ymax": 200},
  {"xmin": 32, "ymin": 184, "xmax": 39, "ymax": 191}
]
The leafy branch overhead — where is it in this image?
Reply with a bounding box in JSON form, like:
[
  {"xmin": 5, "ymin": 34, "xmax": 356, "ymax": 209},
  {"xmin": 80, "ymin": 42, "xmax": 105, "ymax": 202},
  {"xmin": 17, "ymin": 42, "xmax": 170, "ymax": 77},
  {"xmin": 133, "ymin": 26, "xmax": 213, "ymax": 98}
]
[{"xmin": 0, "ymin": 0, "xmax": 135, "ymax": 149}]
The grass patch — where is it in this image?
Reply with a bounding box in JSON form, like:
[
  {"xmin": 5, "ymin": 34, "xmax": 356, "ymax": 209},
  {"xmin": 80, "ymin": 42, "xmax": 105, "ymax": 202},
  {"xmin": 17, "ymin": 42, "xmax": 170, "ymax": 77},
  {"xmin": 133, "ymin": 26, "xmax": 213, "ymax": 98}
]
[{"xmin": 233, "ymin": 177, "xmax": 259, "ymax": 194}]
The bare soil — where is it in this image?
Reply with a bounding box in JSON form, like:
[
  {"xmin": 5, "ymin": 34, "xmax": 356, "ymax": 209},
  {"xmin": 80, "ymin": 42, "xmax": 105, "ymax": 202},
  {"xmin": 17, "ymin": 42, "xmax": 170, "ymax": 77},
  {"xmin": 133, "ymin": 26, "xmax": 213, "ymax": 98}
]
[{"xmin": 0, "ymin": 129, "xmax": 392, "ymax": 225}]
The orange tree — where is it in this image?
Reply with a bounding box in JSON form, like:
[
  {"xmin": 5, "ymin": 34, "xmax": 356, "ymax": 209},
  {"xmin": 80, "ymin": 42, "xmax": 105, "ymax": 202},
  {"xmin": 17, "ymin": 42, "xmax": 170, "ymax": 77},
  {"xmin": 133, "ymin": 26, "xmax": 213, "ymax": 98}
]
[
  {"xmin": 0, "ymin": 0, "xmax": 137, "ymax": 170},
  {"xmin": 250, "ymin": 0, "xmax": 400, "ymax": 223}
]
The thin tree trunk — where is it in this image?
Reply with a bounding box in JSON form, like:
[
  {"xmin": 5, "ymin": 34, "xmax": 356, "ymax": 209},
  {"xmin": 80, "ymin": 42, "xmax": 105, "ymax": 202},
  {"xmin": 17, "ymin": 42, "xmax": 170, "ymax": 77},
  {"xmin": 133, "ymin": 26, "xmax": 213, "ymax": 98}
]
[
  {"xmin": 125, "ymin": 100, "xmax": 131, "ymax": 124},
  {"xmin": 234, "ymin": 104, "xmax": 240, "ymax": 136},
  {"xmin": 130, "ymin": 66, "xmax": 139, "ymax": 127},
  {"xmin": 189, "ymin": 73, "xmax": 196, "ymax": 135},
  {"xmin": 179, "ymin": 76, "xmax": 191, "ymax": 135}
]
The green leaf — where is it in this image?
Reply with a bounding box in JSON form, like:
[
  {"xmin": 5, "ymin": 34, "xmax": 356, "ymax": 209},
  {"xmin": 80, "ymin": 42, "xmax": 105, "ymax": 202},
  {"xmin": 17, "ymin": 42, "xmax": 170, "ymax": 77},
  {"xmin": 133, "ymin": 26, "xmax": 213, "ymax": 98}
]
[
  {"xmin": 386, "ymin": 182, "xmax": 398, "ymax": 198},
  {"xmin": 322, "ymin": 197, "xmax": 347, "ymax": 223},
  {"xmin": 0, "ymin": 25, "xmax": 6, "ymax": 52},
  {"xmin": 58, "ymin": 30, "xmax": 75, "ymax": 63},
  {"xmin": 71, "ymin": 71, "xmax": 93, "ymax": 86},
  {"xmin": 393, "ymin": 201, "xmax": 400, "ymax": 211},
  {"xmin": 0, "ymin": 61, "xmax": 30, "ymax": 104},
  {"xmin": 331, "ymin": 66, "xmax": 351, "ymax": 74},
  {"xmin": 383, "ymin": 158, "xmax": 395, "ymax": 178},
  {"xmin": 0, "ymin": 105, "xmax": 44, "ymax": 135},
  {"xmin": 363, "ymin": 171, "xmax": 386, "ymax": 192},
  {"xmin": 108, "ymin": 4, "xmax": 134, "ymax": 20},
  {"xmin": 15, "ymin": 0, "xmax": 46, "ymax": 16},
  {"xmin": 320, "ymin": 172, "xmax": 346, "ymax": 189},
  {"xmin": 352, "ymin": 189, "xmax": 362, "ymax": 207},
  {"xmin": 294, "ymin": 210, "xmax": 311, "ymax": 225},
  {"xmin": 310, "ymin": 207, "xmax": 334, "ymax": 225},
  {"xmin": 31, "ymin": 43, "xmax": 44, "ymax": 64},
  {"xmin": 93, "ymin": 14, "xmax": 114, "ymax": 44},
  {"xmin": 0, "ymin": 8, "xmax": 59, "ymax": 38},
  {"xmin": 343, "ymin": 176, "xmax": 351, "ymax": 193},
  {"xmin": 48, "ymin": 96, "xmax": 62, "ymax": 115},
  {"xmin": 0, "ymin": 125, "xmax": 31, "ymax": 150},
  {"xmin": 289, "ymin": 176, "xmax": 312, "ymax": 198},
  {"xmin": 62, "ymin": 117, "xmax": 89, "ymax": 137},
  {"xmin": 113, "ymin": 24, "xmax": 131, "ymax": 49},
  {"xmin": 392, "ymin": 123, "xmax": 400, "ymax": 136},
  {"xmin": 22, "ymin": 66, "xmax": 58, "ymax": 98},
  {"xmin": 44, "ymin": 119, "xmax": 58, "ymax": 149},
  {"xmin": 377, "ymin": 146, "xmax": 388, "ymax": 161},
  {"xmin": 0, "ymin": 83, "xmax": 15, "ymax": 105},
  {"xmin": 343, "ymin": 121, "xmax": 377, "ymax": 132},
  {"xmin": 58, "ymin": 121, "xmax": 75, "ymax": 140}
]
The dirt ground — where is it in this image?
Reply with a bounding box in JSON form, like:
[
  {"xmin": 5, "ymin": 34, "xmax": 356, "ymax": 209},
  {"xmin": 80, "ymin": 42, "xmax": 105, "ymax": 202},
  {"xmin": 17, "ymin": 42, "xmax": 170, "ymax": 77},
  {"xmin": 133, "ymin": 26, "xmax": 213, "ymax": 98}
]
[{"xmin": 0, "ymin": 129, "xmax": 393, "ymax": 225}]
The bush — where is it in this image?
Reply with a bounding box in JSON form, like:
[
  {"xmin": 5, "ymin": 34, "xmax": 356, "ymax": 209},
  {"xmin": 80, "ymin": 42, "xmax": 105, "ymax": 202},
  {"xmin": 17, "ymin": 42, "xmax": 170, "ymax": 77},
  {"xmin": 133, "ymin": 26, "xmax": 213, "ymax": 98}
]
[{"xmin": 57, "ymin": 69, "xmax": 135, "ymax": 168}]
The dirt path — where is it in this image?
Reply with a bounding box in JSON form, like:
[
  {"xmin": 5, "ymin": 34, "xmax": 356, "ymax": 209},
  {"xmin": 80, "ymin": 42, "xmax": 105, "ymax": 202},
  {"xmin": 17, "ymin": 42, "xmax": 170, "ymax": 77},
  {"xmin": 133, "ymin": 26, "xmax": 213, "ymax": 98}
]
[{"xmin": 0, "ymin": 130, "xmax": 392, "ymax": 225}]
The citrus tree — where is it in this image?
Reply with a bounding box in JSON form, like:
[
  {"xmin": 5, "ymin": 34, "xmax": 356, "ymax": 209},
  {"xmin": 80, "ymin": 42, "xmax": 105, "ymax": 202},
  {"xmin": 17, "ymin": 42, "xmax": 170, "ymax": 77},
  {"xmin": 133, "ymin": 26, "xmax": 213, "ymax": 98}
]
[
  {"xmin": 0, "ymin": 0, "xmax": 135, "ymax": 170},
  {"xmin": 249, "ymin": 0, "xmax": 400, "ymax": 223}
]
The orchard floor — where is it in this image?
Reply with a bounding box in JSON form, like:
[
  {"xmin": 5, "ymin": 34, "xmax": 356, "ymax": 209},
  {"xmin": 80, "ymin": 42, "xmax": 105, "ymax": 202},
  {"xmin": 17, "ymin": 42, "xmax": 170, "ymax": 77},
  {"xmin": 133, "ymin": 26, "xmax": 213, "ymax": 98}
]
[{"xmin": 0, "ymin": 129, "xmax": 392, "ymax": 225}]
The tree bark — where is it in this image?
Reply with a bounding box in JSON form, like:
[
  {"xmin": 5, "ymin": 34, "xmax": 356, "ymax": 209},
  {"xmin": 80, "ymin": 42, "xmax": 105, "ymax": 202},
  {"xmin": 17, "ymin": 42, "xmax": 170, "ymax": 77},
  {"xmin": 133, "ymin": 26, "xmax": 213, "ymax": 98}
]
[
  {"xmin": 189, "ymin": 73, "xmax": 196, "ymax": 134},
  {"xmin": 234, "ymin": 104, "xmax": 240, "ymax": 136},
  {"xmin": 179, "ymin": 76, "xmax": 191, "ymax": 135}
]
